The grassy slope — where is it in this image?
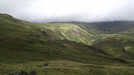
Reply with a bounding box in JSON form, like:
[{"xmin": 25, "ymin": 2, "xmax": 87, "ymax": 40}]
[
  {"xmin": 0, "ymin": 14, "xmax": 134, "ymax": 75},
  {"xmin": 64, "ymin": 21, "xmax": 134, "ymax": 61},
  {"xmin": 47, "ymin": 22, "xmax": 134, "ymax": 61},
  {"xmin": 91, "ymin": 33, "xmax": 134, "ymax": 62},
  {"xmin": 37, "ymin": 23, "xmax": 95, "ymax": 45}
]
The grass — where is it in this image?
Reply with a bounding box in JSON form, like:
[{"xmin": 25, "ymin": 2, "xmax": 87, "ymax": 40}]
[{"xmin": 1, "ymin": 60, "xmax": 134, "ymax": 75}]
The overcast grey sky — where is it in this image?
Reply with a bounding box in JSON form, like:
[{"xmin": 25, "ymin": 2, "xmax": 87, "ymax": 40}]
[{"xmin": 0, "ymin": 0, "xmax": 134, "ymax": 22}]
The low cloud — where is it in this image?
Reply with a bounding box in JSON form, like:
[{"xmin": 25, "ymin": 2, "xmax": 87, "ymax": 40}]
[{"xmin": 0, "ymin": 0, "xmax": 134, "ymax": 22}]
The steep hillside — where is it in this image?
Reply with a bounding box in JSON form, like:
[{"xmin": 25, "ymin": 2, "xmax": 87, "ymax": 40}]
[
  {"xmin": 1, "ymin": 14, "xmax": 134, "ymax": 75},
  {"xmin": 40, "ymin": 23, "xmax": 95, "ymax": 45},
  {"xmin": 0, "ymin": 14, "xmax": 126, "ymax": 64}
]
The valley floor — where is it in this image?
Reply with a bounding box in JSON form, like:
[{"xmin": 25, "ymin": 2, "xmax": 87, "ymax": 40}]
[{"xmin": 1, "ymin": 60, "xmax": 134, "ymax": 75}]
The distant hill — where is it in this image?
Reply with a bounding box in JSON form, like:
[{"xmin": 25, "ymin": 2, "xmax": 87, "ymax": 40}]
[
  {"xmin": 51, "ymin": 21, "xmax": 134, "ymax": 33},
  {"xmin": 89, "ymin": 21, "xmax": 134, "ymax": 33}
]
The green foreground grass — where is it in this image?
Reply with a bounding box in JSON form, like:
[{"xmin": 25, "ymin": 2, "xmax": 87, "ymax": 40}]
[{"xmin": 1, "ymin": 60, "xmax": 134, "ymax": 75}]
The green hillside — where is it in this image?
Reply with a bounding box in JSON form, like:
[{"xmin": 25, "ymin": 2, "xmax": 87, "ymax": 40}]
[
  {"xmin": 93, "ymin": 34, "xmax": 134, "ymax": 59},
  {"xmin": 0, "ymin": 14, "xmax": 134, "ymax": 75},
  {"xmin": 41, "ymin": 23, "xmax": 95, "ymax": 45},
  {"xmin": 59, "ymin": 21, "xmax": 134, "ymax": 60}
]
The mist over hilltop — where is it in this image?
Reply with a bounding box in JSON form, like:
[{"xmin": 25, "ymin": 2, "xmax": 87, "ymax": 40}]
[{"xmin": 0, "ymin": 0, "xmax": 134, "ymax": 22}]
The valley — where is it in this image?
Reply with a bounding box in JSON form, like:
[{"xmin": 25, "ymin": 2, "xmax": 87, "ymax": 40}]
[{"xmin": 1, "ymin": 14, "xmax": 134, "ymax": 75}]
